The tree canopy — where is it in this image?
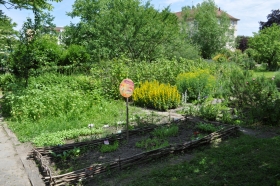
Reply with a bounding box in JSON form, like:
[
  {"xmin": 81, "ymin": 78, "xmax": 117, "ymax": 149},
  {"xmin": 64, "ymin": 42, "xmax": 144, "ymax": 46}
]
[
  {"xmin": 249, "ymin": 23, "xmax": 280, "ymax": 70},
  {"xmin": 64, "ymin": 0, "xmax": 190, "ymax": 62},
  {"xmin": 0, "ymin": 0, "xmax": 61, "ymax": 11},
  {"xmin": 260, "ymin": 9, "xmax": 280, "ymax": 30},
  {"xmin": 181, "ymin": 0, "xmax": 233, "ymax": 59}
]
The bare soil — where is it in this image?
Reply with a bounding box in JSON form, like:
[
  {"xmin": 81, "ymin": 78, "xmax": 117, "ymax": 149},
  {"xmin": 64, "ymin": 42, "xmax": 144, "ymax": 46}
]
[{"xmin": 46, "ymin": 120, "xmax": 201, "ymax": 176}]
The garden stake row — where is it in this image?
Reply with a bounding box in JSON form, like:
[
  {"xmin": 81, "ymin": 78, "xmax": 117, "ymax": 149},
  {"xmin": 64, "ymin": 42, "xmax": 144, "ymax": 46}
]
[{"xmin": 31, "ymin": 123, "xmax": 239, "ymax": 186}]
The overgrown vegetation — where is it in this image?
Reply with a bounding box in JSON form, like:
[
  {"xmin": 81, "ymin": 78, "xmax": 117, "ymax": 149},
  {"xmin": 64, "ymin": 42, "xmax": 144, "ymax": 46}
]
[{"xmin": 0, "ymin": 0, "xmax": 280, "ymax": 184}]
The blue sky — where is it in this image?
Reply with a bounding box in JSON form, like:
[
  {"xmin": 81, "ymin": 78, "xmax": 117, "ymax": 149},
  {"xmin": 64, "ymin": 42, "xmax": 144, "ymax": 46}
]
[{"xmin": 2, "ymin": 0, "xmax": 279, "ymax": 36}]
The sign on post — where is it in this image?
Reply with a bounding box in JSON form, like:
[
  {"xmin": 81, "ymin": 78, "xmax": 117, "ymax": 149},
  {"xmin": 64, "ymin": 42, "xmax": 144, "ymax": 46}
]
[
  {"xmin": 119, "ymin": 79, "xmax": 134, "ymax": 98},
  {"xmin": 119, "ymin": 79, "xmax": 134, "ymax": 141}
]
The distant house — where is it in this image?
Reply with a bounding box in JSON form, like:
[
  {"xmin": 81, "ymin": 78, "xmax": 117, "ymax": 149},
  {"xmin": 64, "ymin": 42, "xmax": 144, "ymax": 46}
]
[
  {"xmin": 175, "ymin": 8, "xmax": 239, "ymax": 37},
  {"xmin": 54, "ymin": 27, "xmax": 64, "ymax": 44},
  {"xmin": 175, "ymin": 8, "xmax": 239, "ymax": 50}
]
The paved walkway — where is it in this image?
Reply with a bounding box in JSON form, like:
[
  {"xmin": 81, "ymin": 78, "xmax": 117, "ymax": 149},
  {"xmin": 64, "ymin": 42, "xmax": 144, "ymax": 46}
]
[{"xmin": 0, "ymin": 118, "xmax": 44, "ymax": 186}]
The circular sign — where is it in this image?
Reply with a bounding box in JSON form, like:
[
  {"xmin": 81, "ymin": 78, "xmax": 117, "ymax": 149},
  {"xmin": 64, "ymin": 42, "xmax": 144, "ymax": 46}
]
[{"xmin": 119, "ymin": 79, "xmax": 134, "ymax": 98}]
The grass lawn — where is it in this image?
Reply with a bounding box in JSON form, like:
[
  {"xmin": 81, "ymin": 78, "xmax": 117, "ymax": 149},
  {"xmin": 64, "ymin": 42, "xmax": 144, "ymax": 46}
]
[
  {"xmin": 96, "ymin": 134, "xmax": 280, "ymax": 186},
  {"xmin": 253, "ymin": 71, "xmax": 278, "ymax": 78}
]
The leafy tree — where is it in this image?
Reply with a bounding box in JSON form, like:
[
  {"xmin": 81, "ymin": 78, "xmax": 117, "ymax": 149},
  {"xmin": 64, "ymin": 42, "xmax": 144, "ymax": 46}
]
[
  {"xmin": 260, "ymin": 9, "xmax": 280, "ymax": 30},
  {"xmin": 65, "ymin": 0, "xmax": 182, "ymax": 62},
  {"xmin": 181, "ymin": 0, "xmax": 234, "ymax": 59},
  {"xmin": 10, "ymin": 10, "xmax": 61, "ymax": 85},
  {"xmin": 0, "ymin": 14, "xmax": 18, "ymax": 69},
  {"xmin": 236, "ymin": 35, "xmax": 250, "ymax": 52},
  {"xmin": 0, "ymin": 0, "xmax": 61, "ymax": 11},
  {"xmin": 248, "ymin": 23, "xmax": 280, "ymax": 70}
]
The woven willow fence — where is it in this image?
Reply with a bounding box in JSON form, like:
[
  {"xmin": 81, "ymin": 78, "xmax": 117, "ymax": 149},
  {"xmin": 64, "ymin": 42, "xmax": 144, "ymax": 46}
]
[{"xmin": 29, "ymin": 117, "xmax": 239, "ymax": 185}]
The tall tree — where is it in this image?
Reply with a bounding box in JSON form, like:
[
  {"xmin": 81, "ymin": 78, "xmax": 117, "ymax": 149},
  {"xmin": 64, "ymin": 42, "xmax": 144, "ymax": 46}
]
[
  {"xmin": 10, "ymin": 10, "xmax": 60, "ymax": 86},
  {"xmin": 181, "ymin": 0, "xmax": 234, "ymax": 59},
  {"xmin": 65, "ymin": 0, "xmax": 182, "ymax": 62},
  {"xmin": 260, "ymin": 9, "xmax": 280, "ymax": 30},
  {"xmin": 249, "ymin": 23, "xmax": 280, "ymax": 70}
]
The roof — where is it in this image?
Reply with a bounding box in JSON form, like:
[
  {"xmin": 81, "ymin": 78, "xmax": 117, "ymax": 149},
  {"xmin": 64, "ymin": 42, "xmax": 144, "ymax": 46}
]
[
  {"xmin": 54, "ymin": 27, "xmax": 64, "ymax": 32},
  {"xmin": 175, "ymin": 9, "xmax": 240, "ymax": 21}
]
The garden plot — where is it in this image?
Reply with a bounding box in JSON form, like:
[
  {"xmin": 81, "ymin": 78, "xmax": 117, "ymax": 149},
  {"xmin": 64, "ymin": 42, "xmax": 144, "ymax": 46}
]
[{"xmin": 30, "ymin": 117, "xmax": 239, "ymax": 186}]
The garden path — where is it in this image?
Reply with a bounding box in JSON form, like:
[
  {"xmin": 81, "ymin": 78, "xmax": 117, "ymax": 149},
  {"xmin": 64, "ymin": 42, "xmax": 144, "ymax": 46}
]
[{"xmin": 0, "ymin": 117, "xmax": 44, "ymax": 186}]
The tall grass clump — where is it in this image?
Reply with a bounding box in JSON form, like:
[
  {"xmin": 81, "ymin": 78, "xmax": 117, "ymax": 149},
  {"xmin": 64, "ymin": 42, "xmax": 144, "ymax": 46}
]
[{"xmin": 133, "ymin": 80, "xmax": 181, "ymax": 111}]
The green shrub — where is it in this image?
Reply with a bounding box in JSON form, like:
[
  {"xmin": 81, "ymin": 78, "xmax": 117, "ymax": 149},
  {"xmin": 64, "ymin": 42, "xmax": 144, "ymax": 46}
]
[
  {"xmin": 133, "ymin": 80, "xmax": 181, "ymax": 111},
  {"xmin": 90, "ymin": 58, "xmax": 213, "ymax": 99},
  {"xmin": 11, "ymin": 35, "xmax": 63, "ymax": 76},
  {"xmin": 0, "ymin": 73, "xmax": 16, "ymax": 91},
  {"xmin": 176, "ymin": 69, "xmax": 216, "ymax": 101},
  {"xmin": 198, "ymin": 101, "xmax": 221, "ymax": 121},
  {"xmin": 1, "ymin": 73, "xmax": 103, "ymax": 121},
  {"xmin": 212, "ymin": 54, "xmax": 229, "ymax": 63},
  {"xmin": 228, "ymin": 69, "xmax": 280, "ymax": 125},
  {"xmin": 60, "ymin": 44, "xmax": 90, "ymax": 66}
]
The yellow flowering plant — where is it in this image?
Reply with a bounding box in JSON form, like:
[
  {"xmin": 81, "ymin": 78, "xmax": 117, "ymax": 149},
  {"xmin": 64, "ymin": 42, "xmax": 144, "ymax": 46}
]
[{"xmin": 133, "ymin": 80, "xmax": 181, "ymax": 111}]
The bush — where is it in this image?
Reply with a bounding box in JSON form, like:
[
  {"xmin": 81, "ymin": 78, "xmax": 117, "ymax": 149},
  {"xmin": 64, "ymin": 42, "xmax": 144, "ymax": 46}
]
[
  {"xmin": 198, "ymin": 101, "xmax": 221, "ymax": 121},
  {"xmin": 133, "ymin": 80, "xmax": 181, "ymax": 111},
  {"xmin": 228, "ymin": 69, "xmax": 280, "ymax": 125},
  {"xmin": 176, "ymin": 69, "xmax": 216, "ymax": 101},
  {"xmin": 212, "ymin": 54, "xmax": 228, "ymax": 63},
  {"xmin": 11, "ymin": 35, "xmax": 63, "ymax": 73},
  {"xmin": 59, "ymin": 44, "xmax": 90, "ymax": 66}
]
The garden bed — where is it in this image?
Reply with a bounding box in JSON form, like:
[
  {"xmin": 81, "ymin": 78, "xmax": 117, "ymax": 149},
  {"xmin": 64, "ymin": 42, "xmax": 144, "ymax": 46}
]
[{"xmin": 29, "ymin": 117, "xmax": 239, "ymax": 186}]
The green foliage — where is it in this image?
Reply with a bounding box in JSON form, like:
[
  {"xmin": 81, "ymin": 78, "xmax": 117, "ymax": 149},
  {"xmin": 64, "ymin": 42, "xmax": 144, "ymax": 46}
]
[
  {"xmin": 136, "ymin": 138, "xmax": 169, "ymax": 151},
  {"xmin": 229, "ymin": 49, "xmax": 256, "ymax": 70},
  {"xmin": 51, "ymin": 147, "xmax": 83, "ymax": 162},
  {"xmin": 176, "ymin": 69, "xmax": 216, "ymax": 101},
  {"xmin": 151, "ymin": 125, "xmax": 179, "ymax": 138},
  {"xmin": 9, "ymin": 11, "xmax": 61, "ymax": 85},
  {"xmin": 133, "ymin": 80, "xmax": 181, "ymax": 111},
  {"xmin": 212, "ymin": 54, "xmax": 228, "ymax": 63},
  {"xmin": 66, "ymin": 0, "xmax": 182, "ymax": 62},
  {"xmin": 12, "ymin": 34, "xmax": 62, "ymax": 68},
  {"xmin": 0, "ymin": 14, "xmax": 18, "ymax": 69},
  {"xmin": 100, "ymin": 141, "xmax": 119, "ymax": 153},
  {"xmin": 198, "ymin": 101, "xmax": 221, "ymax": 121},
  {"xmin": 248, "ymin": 23, "xmax": 280, "ymax": 70},
  {"xmin": 1, "ymin": 73, "xmax": 103, "ymax": 121},
  {"xmin": 196, "ymin": 122, "xmax": 223, "ymax": 133},
  {"xmin": 0, "ymin": 73, "xmax": 16, "ymax": 91},
  {"xmin": 274, "ymin": 71, "xmax": 280, "ymax": 88},
  {"xmin": 228, "ymin": 69, "xmax": 280, "ymax": 125},
  {"xmin": 33, "ymin": 127, "xmax": 103, "ymax": 147},
  {"xmin": 90, "ymin": 58, "xmax": 212, "ymax": 99},
  {"xmin": 181, "ymin": 0, "xmax": 234, "ymax": 59},
  {"xmin": 59, "ymin": 44, "xmax": 90, "ymax": 66},
  {"xmin": 0, "ymin": 0, "xmax": 62, "ymax": 11}
]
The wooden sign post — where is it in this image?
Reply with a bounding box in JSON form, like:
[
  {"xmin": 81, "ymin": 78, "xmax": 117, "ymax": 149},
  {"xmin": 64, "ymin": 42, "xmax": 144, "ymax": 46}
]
[{"xmin": 119, "ymin": 79, "xmax": 134, "ymax": 141}]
